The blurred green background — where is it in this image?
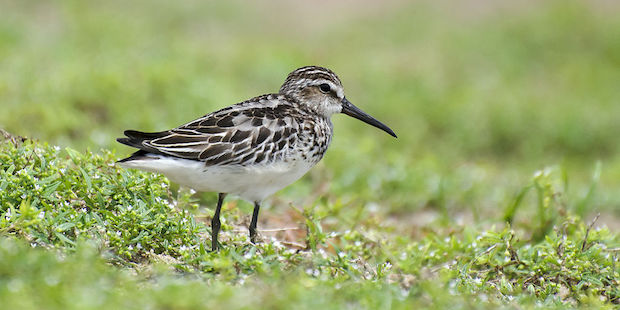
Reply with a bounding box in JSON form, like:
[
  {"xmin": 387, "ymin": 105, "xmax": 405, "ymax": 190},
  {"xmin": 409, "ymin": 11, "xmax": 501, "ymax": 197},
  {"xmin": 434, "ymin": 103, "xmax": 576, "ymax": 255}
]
[{"xmin": 1, "ymin": 0, "xmax": 619, "ymax": 222}]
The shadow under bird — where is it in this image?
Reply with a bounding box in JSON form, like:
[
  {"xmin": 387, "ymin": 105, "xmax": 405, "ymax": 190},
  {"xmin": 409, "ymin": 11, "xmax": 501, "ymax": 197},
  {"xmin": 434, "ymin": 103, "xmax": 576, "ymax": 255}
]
[{"xmin": 117, "ymin": 66, "xmax": 397, "ymax": 250}]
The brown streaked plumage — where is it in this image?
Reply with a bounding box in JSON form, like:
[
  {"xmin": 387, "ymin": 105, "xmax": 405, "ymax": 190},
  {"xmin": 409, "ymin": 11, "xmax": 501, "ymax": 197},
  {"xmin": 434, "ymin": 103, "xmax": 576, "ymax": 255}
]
[{"xmin": 117, "ymin": 66, "xmax": 396, "ymax": 251}]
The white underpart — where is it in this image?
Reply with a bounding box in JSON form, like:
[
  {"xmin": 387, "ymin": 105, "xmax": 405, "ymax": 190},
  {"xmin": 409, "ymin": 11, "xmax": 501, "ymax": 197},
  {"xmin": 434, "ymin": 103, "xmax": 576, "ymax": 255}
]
[{"xmin": 117, "ymin": 154, "xmax": 315, "ymax": 202}]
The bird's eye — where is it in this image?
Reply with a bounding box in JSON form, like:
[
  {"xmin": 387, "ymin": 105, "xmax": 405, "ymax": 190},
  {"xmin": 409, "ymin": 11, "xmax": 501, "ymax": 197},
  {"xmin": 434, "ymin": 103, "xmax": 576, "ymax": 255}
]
[{"xmin": 319, "ymin": 83, "xmax": 331, "ymax": 93}]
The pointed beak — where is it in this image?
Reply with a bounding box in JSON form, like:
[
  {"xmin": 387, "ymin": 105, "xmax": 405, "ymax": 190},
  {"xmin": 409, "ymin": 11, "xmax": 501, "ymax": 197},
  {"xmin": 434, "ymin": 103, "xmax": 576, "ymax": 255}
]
[{"xmin": 341, "ymin": 97, "xmax": 397, "ymax": 138}]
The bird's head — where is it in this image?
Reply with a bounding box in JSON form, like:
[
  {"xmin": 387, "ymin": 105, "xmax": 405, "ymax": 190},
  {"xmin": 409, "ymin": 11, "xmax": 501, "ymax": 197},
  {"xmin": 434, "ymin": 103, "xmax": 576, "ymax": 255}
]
[{"xmin": 279, "ymin": 66, "xmax": 397, "ymax": 138}]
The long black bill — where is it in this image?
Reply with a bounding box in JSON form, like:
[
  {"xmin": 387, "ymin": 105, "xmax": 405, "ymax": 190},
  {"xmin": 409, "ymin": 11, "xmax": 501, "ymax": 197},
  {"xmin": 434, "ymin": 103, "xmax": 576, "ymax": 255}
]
[{"xmin": 341, "ymin": 97, "xmax": 397, "ymax": 138}]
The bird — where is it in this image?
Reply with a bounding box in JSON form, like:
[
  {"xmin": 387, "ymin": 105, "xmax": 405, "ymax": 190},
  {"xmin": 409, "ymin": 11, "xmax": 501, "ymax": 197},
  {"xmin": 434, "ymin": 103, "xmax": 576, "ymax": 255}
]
[{"xmin": 116, "ymin": 66, "xmax": 396, "ymax": 251}]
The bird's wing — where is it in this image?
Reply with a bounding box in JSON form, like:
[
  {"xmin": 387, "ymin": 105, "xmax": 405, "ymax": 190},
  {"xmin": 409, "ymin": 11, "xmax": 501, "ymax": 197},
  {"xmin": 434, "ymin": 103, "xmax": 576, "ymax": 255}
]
[{"xmin": 117, "ymin": 95, "xmax": 307, "ymax": 166}]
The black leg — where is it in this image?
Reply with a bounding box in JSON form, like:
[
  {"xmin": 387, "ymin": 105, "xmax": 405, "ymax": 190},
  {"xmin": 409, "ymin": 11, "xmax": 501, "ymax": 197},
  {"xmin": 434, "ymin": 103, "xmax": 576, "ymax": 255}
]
[
  {"xmin": 211, "ymin": 193, "xmax": 226, "ymax": 251},
  {"xmin": 249, "ymin": 202, "xmax": 261, "ymax": 244}
]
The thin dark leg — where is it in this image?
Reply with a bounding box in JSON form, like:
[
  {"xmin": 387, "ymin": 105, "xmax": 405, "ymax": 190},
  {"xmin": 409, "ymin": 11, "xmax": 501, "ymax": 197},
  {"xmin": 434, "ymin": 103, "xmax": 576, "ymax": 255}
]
[
  {"xmin": 211, "ymin": 193, "xmax": 226, "ymax": 251},
  {"xmin": 249, "ymin": 202, "xmax": 261, "ymax": 244}
]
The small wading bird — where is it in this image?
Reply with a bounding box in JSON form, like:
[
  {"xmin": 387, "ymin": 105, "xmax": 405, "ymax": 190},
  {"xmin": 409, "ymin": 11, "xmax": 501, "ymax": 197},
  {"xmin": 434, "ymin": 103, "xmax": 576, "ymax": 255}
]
[{"xmin": 117, "ymin": 66, "xmax": 396, "ymax": 250}]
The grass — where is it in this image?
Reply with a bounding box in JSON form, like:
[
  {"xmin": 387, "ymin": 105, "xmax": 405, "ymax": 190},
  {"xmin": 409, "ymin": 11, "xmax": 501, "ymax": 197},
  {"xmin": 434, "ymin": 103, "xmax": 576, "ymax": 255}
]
[
  {"xmin": 1, "ymin": 138, "xmax": 618, "ymax": 308},
  {"xmin": 1, "ymin": 0, "xmax": 620, "ymax": 308}
]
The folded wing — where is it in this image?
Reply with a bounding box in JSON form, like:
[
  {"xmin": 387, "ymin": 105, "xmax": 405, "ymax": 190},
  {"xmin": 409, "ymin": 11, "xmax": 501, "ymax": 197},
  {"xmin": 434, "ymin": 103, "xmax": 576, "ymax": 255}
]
[{"xmin": 117, "ymin": 96, "xmax": 305, "ymax": 166}]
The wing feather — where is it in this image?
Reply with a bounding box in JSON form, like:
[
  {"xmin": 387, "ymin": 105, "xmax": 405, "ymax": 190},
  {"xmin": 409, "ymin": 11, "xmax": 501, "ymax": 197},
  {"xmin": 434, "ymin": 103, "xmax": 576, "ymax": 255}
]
[{"xmin": 117, "ymin": 94, "xmax": 309, "ymax": 166}]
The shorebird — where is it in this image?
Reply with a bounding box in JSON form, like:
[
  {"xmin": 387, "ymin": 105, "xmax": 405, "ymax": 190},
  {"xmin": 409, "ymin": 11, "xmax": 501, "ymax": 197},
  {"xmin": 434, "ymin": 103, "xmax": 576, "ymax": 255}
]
[{"xmin": 117, "ymin": 66, "xmax": 396, "ymax": 250}]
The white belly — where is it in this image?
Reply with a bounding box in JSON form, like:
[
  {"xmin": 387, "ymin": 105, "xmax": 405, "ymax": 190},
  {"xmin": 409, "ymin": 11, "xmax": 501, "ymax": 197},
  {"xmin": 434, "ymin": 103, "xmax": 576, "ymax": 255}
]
[{"xmin": 118, "ymin": 154, "xmax": 316, "ymax": 202}]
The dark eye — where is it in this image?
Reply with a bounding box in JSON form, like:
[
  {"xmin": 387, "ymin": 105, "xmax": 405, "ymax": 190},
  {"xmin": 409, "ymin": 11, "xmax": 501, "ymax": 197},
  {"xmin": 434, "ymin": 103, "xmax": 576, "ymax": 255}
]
[{"xmin": 319, "ymin": 83, "xmax": 331, "ymax": 93}]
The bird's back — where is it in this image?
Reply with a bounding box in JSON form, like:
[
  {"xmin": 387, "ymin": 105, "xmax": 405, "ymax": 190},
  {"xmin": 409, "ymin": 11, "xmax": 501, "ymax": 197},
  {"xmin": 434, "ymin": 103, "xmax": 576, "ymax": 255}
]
[{"xmin": 117, "ymin": 94, "xmax": 333, "ymax": 201}]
